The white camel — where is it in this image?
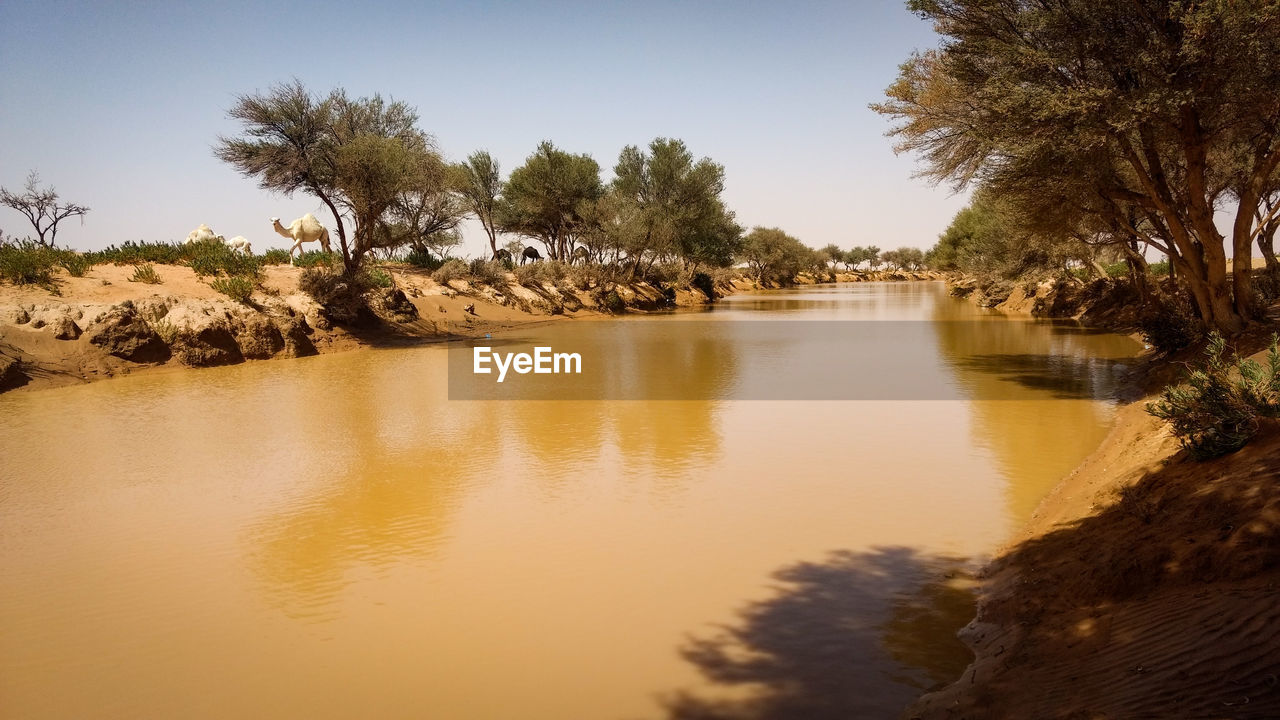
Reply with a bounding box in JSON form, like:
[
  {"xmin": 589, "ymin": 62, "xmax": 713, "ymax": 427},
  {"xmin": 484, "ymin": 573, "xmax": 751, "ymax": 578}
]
[
  {"xmin": 271, "ymin": 214, "xmax": 332, "ymax": 263},
  {"xmin": 185, "ymin": 224, "xmax": 225, "ymax": 245},
  {"xmin": 224, "ymin": 236, "xmax": 252, "ymax": 255}
]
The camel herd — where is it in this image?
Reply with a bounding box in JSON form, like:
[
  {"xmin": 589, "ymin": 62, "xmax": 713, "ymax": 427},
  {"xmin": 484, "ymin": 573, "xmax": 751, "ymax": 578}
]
[{"xmin": 184, "ymin": 213, "xmax": 330, "ymax": 264}]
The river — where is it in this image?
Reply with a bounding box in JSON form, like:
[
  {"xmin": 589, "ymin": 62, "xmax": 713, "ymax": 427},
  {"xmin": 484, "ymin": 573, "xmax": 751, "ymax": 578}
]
[{"xmin": 0, "ymin": 282, "xmax": 1140, "ymax": 719}]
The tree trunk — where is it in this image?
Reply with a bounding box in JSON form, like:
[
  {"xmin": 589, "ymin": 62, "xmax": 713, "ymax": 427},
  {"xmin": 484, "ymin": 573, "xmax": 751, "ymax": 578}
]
[{"xmin": 1260, "ymin": 226, "xmax": 1279, "ymax": 272}]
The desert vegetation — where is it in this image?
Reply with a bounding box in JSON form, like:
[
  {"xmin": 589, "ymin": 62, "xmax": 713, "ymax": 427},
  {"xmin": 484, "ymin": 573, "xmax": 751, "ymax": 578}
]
[{"xmin": 875, "ymin": 0, "xmax": 1280, "ymax": 337}]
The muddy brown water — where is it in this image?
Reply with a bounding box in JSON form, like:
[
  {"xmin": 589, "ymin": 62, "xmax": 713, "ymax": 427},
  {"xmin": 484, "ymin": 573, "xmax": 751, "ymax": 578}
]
[{"xmin": 0, "ymin": 283, "xmax": 1140, "ymax": 719}]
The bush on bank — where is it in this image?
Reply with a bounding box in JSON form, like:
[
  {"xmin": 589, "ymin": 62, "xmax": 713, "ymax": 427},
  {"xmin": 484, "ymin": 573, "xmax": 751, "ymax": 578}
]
[{"xmin": 1147, "ymin": 334, "xmax": 1280, "ymax": 460}]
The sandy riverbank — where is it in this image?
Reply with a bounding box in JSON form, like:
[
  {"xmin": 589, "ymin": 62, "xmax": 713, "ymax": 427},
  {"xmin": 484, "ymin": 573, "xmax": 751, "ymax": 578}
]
[
  {"xmin": 0, "ymin": 263, "xmax": 748, "ymax": 394},
  {"xmin": 908, "ymin": 286, "xmax": 1280, "ymax": 718},
  {"xmin": 0, "ymin": 265, "xmax": 946, "ymax": 395}
]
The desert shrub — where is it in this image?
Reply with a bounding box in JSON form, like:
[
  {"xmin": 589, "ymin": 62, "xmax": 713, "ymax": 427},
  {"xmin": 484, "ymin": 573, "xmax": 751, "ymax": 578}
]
[
  {"xmin": 467, "ymin": 258, "xmax": 507, "ymax": 287},
  {"xmin": 539, "ymin": 261, "xmax": 568, "ymax": 283},
  {"xmin": 431, "ymin": 259, "xmax": 468, "ymax": 285},
  {"xmin": 210, "ymin": 276, "xmax": 255, "ymax": 303},
  {"xmin": 92, "ymin": 240, "xmax": 184, "ymax": 266},
  {"xmin": 261, "ymin": 248, "xmax": 292, "ymax": 265},
  {"xmin": 1252, "ymin": 266, "xmax": 1280, "ymax": 310},
  {"xmin": 692, "ymin": 271, "xmax": 716, "ymax": 299},
  {"xmin": 597, "ymin": 288, "xmax": 626, "ymax": 313},
  {"xmin": 363, "ymin": 267, "xmax": 393, "ymax": 289},
  {"xmin": 514, "ymin": 263, "xmax": 543, "ymax": 287},
  {"xmin": 566, "ymin": 263, "xmax": 599, "ymax": 290},
  {"xmin": 710, "ymin": 266, "xmax": 740, "ymax": 287},
  {"xmin": 185, "ymin": 241, "xmax": 261, "ymax": 278},
  {"xmin": 57, "ymin": 251, "xmax": 93, "ymax": 277},
  {"xmin": 0, "ymin": 238, "xmax": 57, "ymax": 286},
  {"xmin": 293, "ymin": 250, "xmax": 340, "ymax": 269},
  {"xmin": 149, "ymin": 318, "xmax": 179, "ymax": 344},
  {"xmin": 1146, "ymin": 334, "xmax": 1280, "ymax": 460},
  {"xmin": 645, "ymin": 262, "xmax": 679, "ymax": 284},
  {"xmin": 129, "ymin": 264, "xmax": 162, "ymax": 284},
  {"xmin": 1139, "ymin": 290, "xmax": 1203, "ymax": 354},
  {"xmin": 405, "ymin": 247, "xmax": 447, "ymax": 271}
]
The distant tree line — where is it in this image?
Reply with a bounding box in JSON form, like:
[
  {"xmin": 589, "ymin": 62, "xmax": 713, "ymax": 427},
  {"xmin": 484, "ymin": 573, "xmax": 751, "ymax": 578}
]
[{"xmin": 214, "ymin": 81, "xmax": 927, "ymax": 284}]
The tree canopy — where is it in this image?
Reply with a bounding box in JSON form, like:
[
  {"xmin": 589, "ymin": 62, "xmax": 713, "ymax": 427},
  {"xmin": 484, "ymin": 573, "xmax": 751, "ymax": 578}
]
[
  {"xmin": 874, "ymin": 0, "xmax": 1280, "ymax": 332},
  {"xmin": 497, "ymin": 141, "xmax": 603, "ymax": 262},
  {"xmin": 216, "ymin": 81, "xmax": 452, "ymax": 271}
]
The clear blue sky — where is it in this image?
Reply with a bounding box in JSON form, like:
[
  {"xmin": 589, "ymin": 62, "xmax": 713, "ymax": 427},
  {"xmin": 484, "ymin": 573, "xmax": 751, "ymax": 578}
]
[{"xmin": 0, "ymin": 0, "xmax": 968, "ymax": 257}]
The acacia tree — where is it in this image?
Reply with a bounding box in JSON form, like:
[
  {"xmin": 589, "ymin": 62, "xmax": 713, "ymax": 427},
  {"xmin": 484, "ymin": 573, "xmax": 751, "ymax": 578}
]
[
  {"xmin": 611, "ymin": 138, "xmax": 741, "ymax": 275},
  {"xmin": 377, "ymin": 151, "xmax": 467, "ymax": 259},
  {"xmin": 820, "ymin": 244, "xmax": 844, "ymax": 270},
  {"xmin": 452, "ymin": 151, "xmax": 504, "ymax": 259},
  {"xmin": 0, "ymin": 171, "xmax": 89, "ymax": 247},
  {"xmin": 874, "ymin": 0, "xmax": 1280, "ymax": 332},
  {"xmin": 217, "ymin": 81, "xmax": 443, "ymax": 271},
  {"xmin": 738, "ymin": 227, "xmax": 814, "ymax": 285},
  {"xmin": 498, "ymin": 141, "xmax": 602, "ymax": 261}
]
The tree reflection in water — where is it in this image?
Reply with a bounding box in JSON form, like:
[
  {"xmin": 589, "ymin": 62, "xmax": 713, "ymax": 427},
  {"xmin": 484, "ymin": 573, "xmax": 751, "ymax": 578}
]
[{"xmin": 659, "ymin": 547, "xmax": 975, "ymax": 720}]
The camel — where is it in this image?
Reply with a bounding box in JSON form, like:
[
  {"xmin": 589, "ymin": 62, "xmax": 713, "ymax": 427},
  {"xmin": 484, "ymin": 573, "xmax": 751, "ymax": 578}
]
[
  {"xmin": 570, "ymin": 246, "xmax": 590, "ymax": 265},
  {"xmin": 224, "ymin": 236, "xmax": 252, "ymax": 255},
  {"xmin": 520, "ymin": 246, "xmax": 542, "ymax": 265},
  {"xmin": 492, "ymin": 248, "xmax": 513, "ymax": 263},
  {"xmin": 185, "ymin": 224, "xmax": 224, "ymax": 245},
  {"xmin": 270, "ymin": 214, "xmax": 332, "ymax": 263}
]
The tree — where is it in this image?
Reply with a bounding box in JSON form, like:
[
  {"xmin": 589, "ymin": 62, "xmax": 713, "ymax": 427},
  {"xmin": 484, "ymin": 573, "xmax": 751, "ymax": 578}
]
[
  {"xmin": 453, "ymin": 151, "xmax": 504, "ymax": 259},
  {"xmin": 610, "ymin": 138, "xmax": 741, "ymax": 275},
  {"xmin": 217, "ymin": 81, "xmax": 442, "ymax": 271},
  {"xmin": 865, "ymin": 245, "xmax": 882, "ymax": 270},
  {"xmin": 820, "ymin": 244, "xmax": 844, "ymax": 269},
  {"xmin": 216, "ymin": 81, "xmax": 349, "ymax": 257},
  {"xmin": 378, "ymin": 152, "xmax": 467, "ymax": 260},
  {"xmin": 874, "ymin": 0, "xmax": 1280, "ymax": 332},
  {"xmin": 0, "ymin": 171, "xmax": 89, "ymax": 247},
  {"xmin": 498, "ymin": 141, "xmax": 602, "ymax": 261},
  {"xmin": 738, "ymin": 227, "xmax": 814, "ymax": 285}
]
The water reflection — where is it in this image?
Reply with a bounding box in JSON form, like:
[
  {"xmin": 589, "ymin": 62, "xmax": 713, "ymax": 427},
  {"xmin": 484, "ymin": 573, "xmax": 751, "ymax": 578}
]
[
  {"xmin": 658, "ymin": 547, "xmax": 975, "ymax": 720},
  {"xmin": 928, "ymin": 297, "xmax": 1140, "ymax": 520}
]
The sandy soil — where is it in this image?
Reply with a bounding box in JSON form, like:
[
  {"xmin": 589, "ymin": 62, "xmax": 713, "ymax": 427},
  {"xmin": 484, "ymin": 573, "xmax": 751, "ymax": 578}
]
[
  {"xmin": 908, "ymin": 335, "xmax": 1280, "ymax": 718},
  {"xmin": 0, "ymin": 262, "xmax": 731, "ymax": 394}
]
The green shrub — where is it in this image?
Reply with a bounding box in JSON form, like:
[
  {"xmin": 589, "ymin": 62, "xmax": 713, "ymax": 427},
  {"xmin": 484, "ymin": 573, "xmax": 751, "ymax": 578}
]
[
  {"xmin": 431, "ymin": 259, "xmax": 468, "ymax": 285},
  {"xmin": 1146, "ymin": 334, "xmax": 1280, "ymax": 460},
  {"xmin": 261, "ymin": 248, "xmax": 292, "ymax": 265},
  {"xmin": 0, "ymin": 238, "xmax": 57, "ymax": 286},
  {"xmin": 185, "ymin": 241, "xmax": 261, "ymax": 278},
  {"xmin": 293, "ymin": 250, "xmax": 340, "ymax": 269},
  {"xmin": 405, "ymin": 247, "xmax": 446, "ymax": 271},
  {"xmin": 150, "ymin": 319, "xmax": 179, "ymax": 344},
  {"xmin": 468, "ymin": 258, "xmax": 507, "ymax": 287},
  {"xmin": 692, "ymin": 272, "xmax": 716, "ymax": 299},
  {"xmin": 91, "ymin": 240, "xmax": 185, "ymax": 266},
  {"xmin": 514, "ymin": 263, "xmax": 543, "ymax": 287},
  {"xmin": 1139, "ymin": 291, "xmax": 1203, "ymax": 354},
  {"xmin": 57, "ymin": 251, "xmax": 93, "ymax": 277},
  {"xmin": 1252, "ymin": 266, "xmax": 1280, "ymax": 310},
  {"xmin": 129, "ymin": 264, "xmax": 162, "ymax": 284},
  {"xmin": 210, "ymin": 276, "xmax": 255, "ymax": 303},
  {"xmin": 566, "ymin": 263, "xmax": 598, "ymax": 290},
  {"xmin": 363, "ymin": 267, "xmax": 393, "ymax": 289},
  {"xmin": 1147, "ymin": 260, "xmax": 1171, "ymax": 277}
]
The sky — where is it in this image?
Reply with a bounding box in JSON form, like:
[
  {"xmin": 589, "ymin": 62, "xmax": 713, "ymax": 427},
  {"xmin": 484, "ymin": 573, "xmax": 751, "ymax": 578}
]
[{"xmin": 0, "ymin": 0, "xmax": 969, "ymax": 258}]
